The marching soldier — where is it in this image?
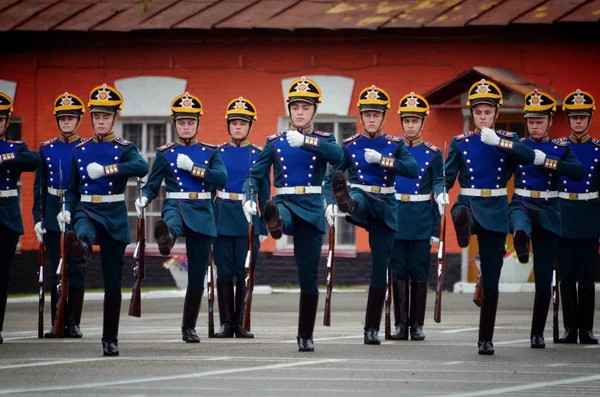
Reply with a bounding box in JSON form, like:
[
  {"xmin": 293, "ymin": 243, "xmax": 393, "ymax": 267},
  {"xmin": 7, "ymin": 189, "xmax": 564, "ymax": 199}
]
[
  {"xmin": 508, "ymin": 90, "xmax": 583, "ymax": 349},
  {"xmin": 324, "ymin": 85, "xmax": 419, "ymax": 345},
  {"xmin": 135, "ymin": 92, "xmax": 227, "ymax": 344},
  {"xmin": 33, "ymin": 92, "xmax": 88, "ymax": 338},
  {"xmin": 242, "ymin": 76, "xmax": 343, "ymax": 352},
  {"xmin": 212, "ymin": 97, "xmax": 269, "ymax": 338},
  {"xmin": 556, "ymin": 89, "xmax": 599, "ymax": 344},
  {"xmin": 58, "ymin": 84, "xmax": 148, "ymax": 356},
  {"xmin": 434, "ymin": 79, "xmax": 536, "ymax": 355},
  {"xmin": 0, "ymin": 92, "xmax": 40, "ymax": 344},
  {"xmin": 390, "ymin": 92, "xmax": 442, "ymax": 341}
]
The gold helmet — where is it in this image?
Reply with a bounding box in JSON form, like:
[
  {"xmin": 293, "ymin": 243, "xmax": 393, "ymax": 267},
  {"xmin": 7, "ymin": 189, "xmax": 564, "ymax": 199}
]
[
  {"xmin": 0, "ymin": 92, "xmax": 14, "ymax": 118},
  {"xmin": 466, "ymin": 79, "xmax": 503, "ymax": 108},
  {"xmin": 171, "ymin": 92, "xmax": 203, "ymax": 120},
  {"xmin": 88, "ymin": 83, "xmax": 123, "ymax": 114},
  {"xmin": 523, "ymin": 89, "xmax": 556, "ymax": 118},
  {"xmin": 562, "ymin": 89, "xmax": 595, "ymax": 117},
  {"xmin": 286, "ymin": 76, "xmax": 322, "ymax": 106},
  {"xmin": 225, "ymin": 96, "xmax": 257, "ymax": 122},
  {"xmin": 54, "ymin": 92, "xmax": 85, "ymax": 118},
  {"xmin": 398, "ymin": 92, "xmax": 429, "ymax": 119},
  {"xmin": 356, "ymin": 85, "xmax": 391, "ymax": 113}
]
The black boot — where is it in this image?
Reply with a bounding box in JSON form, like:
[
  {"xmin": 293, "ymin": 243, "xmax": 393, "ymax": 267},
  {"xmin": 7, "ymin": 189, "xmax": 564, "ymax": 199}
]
[
  {"xmin": 44, "ymin": 288, "xmax": 59, "ymax": 338},
  {"xmin": 101, "ymin": 295, "xmax": 121, "ymax": 357},
  {"xmin": 234, "ymin": 280, "xmax": 254, "ymax": 338},
  {"xmin": 530, "ymin": 294, "xmax": 551, "ymax": 348},
  {"xmin": 332, "ymin": 170, "xmax": 357, "ymax": 214},
  {"xmin": 478, "ymin": 291, "xmax": 499, "ymax": 355},
  {"xmin": 66, "ymin": 286, "xmax": 85, "ymax": 338},
  {"xmin": 66, "ymin": 232, "xmax": 91, "ymax": 267},
  {"xmin": 364, "ymin": 286, "xmax": 386, "ymax": 345},
  {"xmin": 410, "ymin": 282, "xmax": 427, "ymax": 341},
  {"xmin": 513, "ymin": 230, "xmax": 530, "ymax": 264},
  {"xmin": 558, "ymin": 282, "xmax": 578, "ymax": 343},
  {"xmin": 181, "ymin": 288, "xmax": 203, "ymax": 343},
  {"xmin": 453, "ymin": 207, "xmax": 471, "ymax": 248},
  {"xmin": 264, "ymin": 200, "xmax": 283, "ymax": 240},
  {"xmin": 578, "ymin": 283, "xmax": 598, "ymax": 344},
  {"xmin": 0, "ymin": 285, "xmax": 6, "ymax": 344},
  {"xmin": 154, "ymin": 219, "xmax": 175, "ymax": 256},
  {"xmin": 214, "ymin": 281, "xmax": 234, "ymax": 338},
  {"xmin": 391, "ymin": 281, "xmax": 409, "ymax": 340},
  {"xmin": 297, "ymin": 293, "xmax": 319, "ymax": 352}
]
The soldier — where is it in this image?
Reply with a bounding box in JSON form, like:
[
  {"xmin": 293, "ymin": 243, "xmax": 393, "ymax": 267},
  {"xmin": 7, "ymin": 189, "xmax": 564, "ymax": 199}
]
[
  {"xmin": 212, "ymin": 97, "xmax": 269, "ymax": 338},
  {"xmin": 135, "ymin": 92, "xmax": 227, "ymax": 344},
  {"xmin": 242, "ymin": 76, "xmax": 343, "ymax": 352},
  {"xmin": 556, "ymin": 89, "xmax": 598, "ymax": 344},
  {"xmin": 508, "ymin": 90, "xmax": 583, "ymax": 349},
  {"xmin": 389, "ymin": 92, "xmax": 442, "ymax": 341},
  {"xmin": 0, "ymin": 92, "xmax": 40, "ymax": 344},
  {"xmin": 57, "ymin": 84, "xmax": 148, "ymax": 356},
  {"xmin": 435, "ymin": 79, "xmax": 536, "ymax": 355},
  {"xmin": 33, "ymin": 92, "xmax": 88, "ymax": 338},
  {"xmin": 324, "ymin": 85, "xmax": 419, "ymax": 345}
]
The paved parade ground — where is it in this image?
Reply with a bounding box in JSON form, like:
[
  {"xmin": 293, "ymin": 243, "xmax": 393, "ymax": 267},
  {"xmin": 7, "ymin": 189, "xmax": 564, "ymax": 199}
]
[{"xmin": 1, "ymin": 290, "xmax": 599, "ymax": 397}]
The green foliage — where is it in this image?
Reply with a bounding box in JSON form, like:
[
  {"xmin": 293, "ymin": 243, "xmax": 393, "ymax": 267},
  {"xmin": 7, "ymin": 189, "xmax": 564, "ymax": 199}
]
[{"xmin": 140, "ymin": 0, "xmax": 152, "ymax": 13}]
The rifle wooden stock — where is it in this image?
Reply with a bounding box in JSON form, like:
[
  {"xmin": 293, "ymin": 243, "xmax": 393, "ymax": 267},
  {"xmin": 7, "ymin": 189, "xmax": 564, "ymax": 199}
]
[
  {"xmin": 473, "ymin": 272, "xmax": 483, "ymax": 307},
  {"xmin": 384, "ymin": 264, "xmax": 392, "ymax": 340},
  {"xmin": 552, "ymin": 264, "xmax": 560, "ymax": 343},
  {"xmin": 53, "ymin": 231, "xmax": 68, "ymax": 337},
  {"xmin": 128, "ymin": 217, "xmax": 145, "ymax": 318},
  {"xmin": 207, "ymin": 248, "xmax": 215, "ymax": 338},
  {"xmin": 242, "ymin": 222, "xmax": 256, "ymax": 331},
  {"xmin": 38, "ymin": 241, "xmax": 45, "ymax": 339},
  {"xmin": 433, "ymin": 210, "xmax": 447, "ymax": 323},
  {"xmin": 323, "ymin": 225, "xmax": 335, "ymax": 326}
]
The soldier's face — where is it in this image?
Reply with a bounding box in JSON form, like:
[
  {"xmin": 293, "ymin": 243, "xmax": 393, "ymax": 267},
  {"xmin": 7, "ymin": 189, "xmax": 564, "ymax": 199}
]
[
  {"xmin": 361, "ymin": 111, "xmax": 384, "ymax": 134},
  {"xmin": 569, "ymin": 115, "xmax": 590, "ymax": 134},
  {"xmin": 289, "ymin": 102, "xmax": 315, "ymax": 128},
  {"xmin": 229, "ymin": 119, "xmax": 250, "ymax": 140},
  {"xmin": 58, "ymin": 115, "xmax": 79, "ymax": 134},
  {"xmin": 92, "ymin": 113, "xmax": 115, "ymax": 136},
  {"xmin": 527, "ymin": 117, "xmax": 550, "ymax": 139},
  {"xmin": 176, "ymin": 118, "xmax": 199, "ymax": 139},
  {"xmin": 401, "ymin": 116, "xmax": 423, "ymax": 138},
  {"xmin": 0, "ymin": 117, "xmax": 6, "ymax": 132},
  {"xmin": 472, "ymin": 103, "xmax": 496, "ymax": 129}
]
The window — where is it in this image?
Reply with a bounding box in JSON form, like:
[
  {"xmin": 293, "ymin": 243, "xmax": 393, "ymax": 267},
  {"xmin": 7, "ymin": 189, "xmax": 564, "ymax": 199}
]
[{"xmin": 275, "ymin": 117, "xmax": 357, "ymax": 255}]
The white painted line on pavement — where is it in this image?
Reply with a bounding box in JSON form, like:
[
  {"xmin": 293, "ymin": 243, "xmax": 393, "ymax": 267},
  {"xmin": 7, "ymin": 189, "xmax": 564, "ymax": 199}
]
[
  {"xmin": 584, "ymin": 345, "xmax": 599, "ymax": 349},
  {"xmin": 443, "ymin": 361, "xmax": 464, "ymax": 365},
  {"xmin": 0, "ymin": 358, "xmax": 105, "ymax": 370},
  {"xmin": 312, "ymin": 335, "xmax": 361, "ymax": 341},
  {"xmin": 492, "ymin": 339, "xmax": 530, "ymax": 345},
  {"xmin": 440, "ymin": 327, "xmax": 479, "ymax": 334},
  {"xmin": 0, "ymin": 358, "xmax": 346, "ymax": 395}
]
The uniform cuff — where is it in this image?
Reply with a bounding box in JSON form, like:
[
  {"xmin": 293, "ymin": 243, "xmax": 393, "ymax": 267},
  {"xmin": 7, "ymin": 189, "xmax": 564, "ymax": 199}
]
[
  {"xmin": 379, "ymin": 156, "xmax": 396, "ymax": 168},
  {"xmin": 191, "ymin": 166, "xmax": 206, "ymax": 179},
  {"xmin": 498, "ymin": 139, "xmax": 514, "ymax": 150},
  {"xmin": 104, "ymin": 164, "xmax": 119, "ymax": 175},
  {"xmin": 543, "ymin": 157, "xmax": 559, "ymax": 170}
]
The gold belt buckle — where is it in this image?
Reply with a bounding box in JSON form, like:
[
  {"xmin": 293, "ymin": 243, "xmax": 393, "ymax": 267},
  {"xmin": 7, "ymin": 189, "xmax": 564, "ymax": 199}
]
[
  {"xmin": 371, "ymin": 186, "xmax": 381, "ymax": 194},
  {"xmin": 0, "ymin": 191, "xmax": 3, "ymax": 198},
  {"xmin": 530, "ymin": 190, "xmax": 541, "ymax": 199},
  {"xmin": 400, "ymin": 194, "xmax": 410, "ymax": 202},
  {"xmin": 294, "ymin": 186, "xmax": 306, "ymax": 194},
  {"xmin": 188, "ymin": 192, "xmax": 198, "ymax": 200},
  {"xmin": 569, "ymin": 193, "xmax": 578, "ymax": 200},
  {"xmin": 480, "ymin": 189, "xmax": 491, "ymax": 197},
  {"xmin": 229, "ymin": 193, "xmax": 240, "ymax": 200},
  {"xmin": 91, "ymin": 195, "xmax": 102, "ymax": 203}
]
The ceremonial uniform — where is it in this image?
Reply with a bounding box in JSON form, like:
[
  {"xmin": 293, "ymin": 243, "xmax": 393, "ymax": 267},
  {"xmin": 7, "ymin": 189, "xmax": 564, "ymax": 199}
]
[
  {"xmin": 390, "ymin": 93, "xmax": 442, "ymax": 341},
  {"xmin": 326, "ymin": 85, "xmax": 419, "ymax": 345},
  {"xmin": 60, "ymin": 84, "xmax": 149, "ymax": 356},
  {"xmin": 434, "ymin": 79, "xmax": 535, "ymax": 355},
  {"xmin": 212, "ymin": 97, "xmax": 269, "ymax": 339},
  {"xmin": 139, "ymin": 92, "xmax": 227, "ymax": 344},
  {"xmin": 0, "ymin": 92, "xmax": 40, "ymax": 344},
  {"xmin": 556, "ymin": 89, "xmax": 599, "ymax": 344},
  {"xmin": 32, "ymin": 92, "xmax": 88, "ymax": 339},
  {"xmin": 508, "ymin": 90, "xmax": 583, "ymax": 348},
  {"xmin": 244, "ymin": 77, "xmax": 343, "ymax": 352}
]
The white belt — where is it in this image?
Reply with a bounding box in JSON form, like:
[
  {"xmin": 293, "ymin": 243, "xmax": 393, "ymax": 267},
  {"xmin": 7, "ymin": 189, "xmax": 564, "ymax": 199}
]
[
  {"xmin": 514, "ymin": 188, "xmax": 558, "ymax": 199},
  {"xmin": 0, "ymin": 189, "xmax": 18, "ymax": 198},
  {"xmin": 460, "ymin": 188, "xmax": 507, "ymax": 197},
  {"xmin": 558, "ymin": 191, "xmax": 598, "ymax": 201},
  {"xmin": 395, "ymin": 193, "xmax": 431, "ymax": 202},
  {"xmin": 47, "ymin": 187, "xmax": 65, "ymax": 197},
  {"xmin": 350, "ymin": 183, "xmax": 395, "ymax": 194},
  {"xmin": 276, "ymin": 186, "xmax": 322, "ymax": 195},
  {"xmin": 166, "ymin": 192, "xmax": 211, "ymax": 200},
  {"xmin": 217, "ymin": 191, "xmax": 244, "ymax": 201},
  {"xmin": 81, "ymin": 194, "xmax": 125, "ymax": 203}
]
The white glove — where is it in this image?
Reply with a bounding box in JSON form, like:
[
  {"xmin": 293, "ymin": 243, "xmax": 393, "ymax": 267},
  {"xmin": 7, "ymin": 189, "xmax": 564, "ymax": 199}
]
[
  {"xmin": 259, "ymin": 235, "xmax": 268, "ymax": 243},
  {"xmin": 135, "ymin": 196, "xmax": 148, "ymax": 217},
  {"xmin": 177, "ymin": 153, "xmax": 194, "ymax": 172},
  {"xmin": 86, "ymin": 162, "xmax": 105, "ymax": 180},
  {"xmin": 364, "ymin": 148, "xmax": 383, "ymax": 164},
  {"xmin": 57, "ymin": 210, "xmax": 71, "ymax": 227},
  {"xmin": 243, "ymin": 200, "xmax": 257, "ymax": 223},
  {"xmin": 325, "ymin": 204, "xmax": 338, "ymax": 227},
  {"xmin": 34, "ymin": 222, "xmax": 46, "ymax": 243},
  {"xmin": 286, "ymin": 130, "xmax": 305, "ymax": 147},
  {"xmin": 436, "ymin": 192, "xmax": 449, "ymax": 216},
  {"xmin": 480, "ymin": 127, "xmax": 500, "ymax": 146},
  {"xmin": 430, "ymin": 236, "xmax": 440, "ymax": 246},
  {"xmin": 533, "ymin": 149, "xmax": 546, "ymax": 166}
]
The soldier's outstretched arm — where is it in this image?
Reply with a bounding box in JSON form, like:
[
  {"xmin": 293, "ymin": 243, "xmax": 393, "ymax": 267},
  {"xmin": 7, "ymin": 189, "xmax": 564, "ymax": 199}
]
[
  {"xmin": 32, "ymin": 145, "xmax": 48, "ymax": 224},
  {"xmin": 323, "ymin": 148, "xmax": 350, "ymax": 206},
  {"xmin": 433, "ymin": 139, "xmax": 460, "ymax": 197},
  {"xmin": 549, "ymin": 146, "xmax": 584, "ymax": 182},
  {"xmin": 300, "ymin": 134, "xmax": 343, "ymax": 165},
  {"xmin": 390, "ymin": 141, "xmax": 418, "ymax": 178},
  {"xmin": 244, "ymin": 140, "xmax": 274, "ymax": 193},
  {"xmin": 112, "ymin": 145, "xmax": 149, "ymax": 178},
  {"xmin": 257, "ymin": 167, "xmax": 271, "ymax": 236},
  {"xmin": 65, "ymin": 152, "xmax": 81, "ymax": 213},
  {"xmin": 430, "ymin": 150, "xmax": 444, "ymax": 237},
  {"xmin": 1, "ymin": 142, "xmax": 39, "ymax": 171},
  {"xmin": 142, "ymin": 150, "xmax": 168, "ymax": 204},
  {"xmin": 500, "ymin": 134, "xmax": 535, "ymax": 165},
  {"xmin": 198, "ymin": 150, "xmax": 227, "ymax": 190}
]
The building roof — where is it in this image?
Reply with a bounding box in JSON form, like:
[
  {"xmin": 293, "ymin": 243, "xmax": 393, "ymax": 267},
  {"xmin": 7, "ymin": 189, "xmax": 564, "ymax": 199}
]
[{"xmin": 1, "ymin": 0, "xmax": 599, "ymax": 32}]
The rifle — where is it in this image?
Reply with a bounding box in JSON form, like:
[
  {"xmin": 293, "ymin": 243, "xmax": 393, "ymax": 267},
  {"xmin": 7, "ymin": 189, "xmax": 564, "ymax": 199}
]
[
  {"xmin": 384, "ymin": 263, "xmax": 392, "ymax": 340},
  {"xmin": 242, "ymin": 170, "xmax": 256, "ymax": 332},
  {"xmin": 53, "ymin": 161, "xmax": 67, "ymax": 337},
  {"xmin": 552, "ymin": 263, "xmax": 560, "ymax": 343},
  {"xmin": 207, "ymin": 248, "xmax": 215, "ymax": 338},
  {"xmin": 323, "ymin": 224, "xmax": 335, "ymax": 326},
  {"xmin": 37, "ymin": 184, "xmax": 45, "ymax": 339},
  {"xmin": 128, "ymin": 178, "xmax": 146, "ymax": 318},
  {"xmin": 473, "ymin": 272, "xmax": 483, "ymax": 307},
  {"xmin": 434, "ymin": 142, "xmax": 448, "ymax": 323}
]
